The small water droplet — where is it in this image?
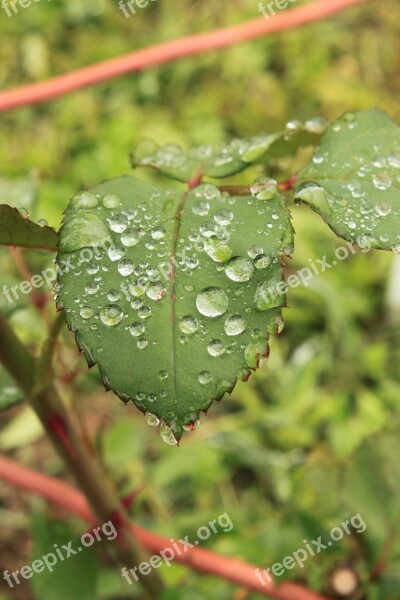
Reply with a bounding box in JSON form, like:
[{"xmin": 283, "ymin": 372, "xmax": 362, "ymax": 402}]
[
  {"xmin": 72, "ymin": 191, "xmax": 99, "ymax": 209},
  {"xmin": 118, "ymin": 259, "xmax": 134, "ymax": 277},
  {"xmin": 80, "ymin": 306, "xmax": 94, "ymax": 319},
  {"xmin": 85, "ymin": 281, "xmax": 100, "ymax": 295},
  {"xmin": 145, "ymin": 413, "xmax": 160, "ymax": 427},
  {"xmin": 102, "ymin": 194, "xmax": 121, "ymax": 209},
  {"xmin": 121, "ymin": 227, "xmax": 141, "ymax": 247},
  {"xmin": 179, "ymin": 315, "xmax": 198, "ymax": 334},
  {"xmin": 374, "ymin": 201, "xmax": 392, "ymax": 217},
  {"xmin": 129, "ymin": 322, "xmax": 145, "ymax": 336},
  {"xmin": 198, "ymin": 370, "xmax": 212, "ymax": 384},
  {"xmin": 373, "ymin": 173, "xmax": 392, "ymax": 190},
  {"xmin": 250, "ymin": 177, "xmax": 278, "ymax": 200},
  {"xmin": 160, "ymin": 422, "xmax": 178, "ymax": 446},
  {"xmin": 207, "ymin": 339, "xmax": 225, "ymax": 357}
]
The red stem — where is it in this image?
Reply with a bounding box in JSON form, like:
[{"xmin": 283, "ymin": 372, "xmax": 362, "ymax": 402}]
[
  {"xmin": 0, "ymin": 0, "xmax": 368, "ymax": 112},
  {"xmin": 0, "ymin": 454, "xmax": 329, "ymax": 600}
]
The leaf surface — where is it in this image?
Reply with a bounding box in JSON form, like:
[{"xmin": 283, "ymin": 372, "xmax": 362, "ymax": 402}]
[
  {"xmin": 57, "ymin": 177, "xmax": 293, "ymax": 442},
  {"xmin": 295, "ymin": 109, "xmax": 400, "ymax": 251},
  {"xmin": 131, "ymin": 119, "xmax": 326, "ymax": 183},
  {"xmin": 0, "ymin": 204, "xmax": 58, "ymax": 251}
]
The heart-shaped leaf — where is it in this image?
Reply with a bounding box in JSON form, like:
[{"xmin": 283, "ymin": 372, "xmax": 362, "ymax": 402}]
[
  {"xmin": 295, "ymin": 109, "xmax": 400, "ymax": 251},
  {"xmin": 0, "ymin": 205, "xmax": 58, "ymax": 251},
  {"xmin": 57, "ymin": 177, "xmax": 293, "ymax": 442},
  {"xmin": 131, "ymin": 119, "xmax": 326, "ymax": 183}
]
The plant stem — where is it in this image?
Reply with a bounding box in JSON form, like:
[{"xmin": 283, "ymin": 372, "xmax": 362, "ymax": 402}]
[
  {"xmin": 0, "ymin": 313, "xmax": 163, "ymax": 598},
  {"xmin": 0, "ymin": 0, "xmax": 368, "ymax": 112},
  {"xmin": 0, "ymin": 454, "xmax": 331, "ymax": 600}
]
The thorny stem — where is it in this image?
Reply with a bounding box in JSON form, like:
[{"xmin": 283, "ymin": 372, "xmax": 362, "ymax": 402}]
[
  {"xmin": 0, "ymin": 454, "xmax": 331, "ymax": 600},
  {"xmin": 0, "ymin": 312, "xmax": 163, "ymax": 598}
]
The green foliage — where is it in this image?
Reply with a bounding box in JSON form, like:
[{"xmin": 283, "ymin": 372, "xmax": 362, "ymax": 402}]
[
  {"xmin": 0, "ymin": 366, "xmax": 23, "ymax": 411},
  {"xmin": 57, "ymin": 176, "xmax": 293, "ymax": 441},
  {"xmin": 295, "ymin": 109, "xmax": 400, "ymax": 251},
  {"xmin": 0, "ymin": 205, "xmax": 58, "ymax": 251}
]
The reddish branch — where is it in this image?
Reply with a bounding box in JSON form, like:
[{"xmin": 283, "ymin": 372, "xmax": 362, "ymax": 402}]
[
  {"xmin": 0, "ymin": 454, "xmax": 329, "ymax": 600},
  {"xmin": 0, "ymin": 0, "xmax": 368, "ymax": 112}
]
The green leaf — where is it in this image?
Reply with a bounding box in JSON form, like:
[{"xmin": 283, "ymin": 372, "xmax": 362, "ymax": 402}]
[
  {"xmin": 0, "ymin": 176, "xmax": 38, "ymax": 212},
  {"xmin": 30, "ymin": 516, "xmax": 99, "ymax": 600},
  {"xmin": 341, "ymin": 424, "xmax": 400, "ymax": 555},
  {"xmin": 57, "ymin": 177, "xmax": 293, "ymax": 442},
  {"xmin": 0, "ymin": 366, "xmax": 23, "ymax": 412},
  {"xmin": 295, "ymin": 109, "xmax": 400, "ymax": 251},
  {"xmin": 131, "ymin": 119, "xmax": 326, "ymax": 183},
  {"xmin": 0, "ymin": 205, "xmax": 58, "ymax": 251}
]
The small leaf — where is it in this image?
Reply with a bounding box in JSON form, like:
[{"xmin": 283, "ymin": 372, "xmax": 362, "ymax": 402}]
[
  {"xmin": 0, "ymin": 205, "xmax": 58, "ymax": 251},
  {"xmin": 57, "ymin": 177, "xmax": 293, "ymax": 442},
  {"xmin": 30, "ymin": 516, "xmax": 99, "ymax": 600},
  {"xmin": 131, "ymin": 120, "xmax": 325, "ymax": 183},
  {"xmin": 295, "ymin": 109, "xmax": 400, "ymax": 251}
]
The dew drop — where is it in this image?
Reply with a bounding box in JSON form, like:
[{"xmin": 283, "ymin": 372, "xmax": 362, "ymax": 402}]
[
  {"xmin": 373, "ymin": 173, "xmax": 392, "ymax": 190},
  {"xmin": 85, "ymin": 281, "xmax": 100, "ymax": 295},
  {"xmin": 225, "ymin": 257, "xmax": 254, "ymax": 282},
  {"xmin": 80, "ymin": 306, "xmax": 94, "ymax": 319},
  {"xmin": 374, "ymin": 201, "xmax": 392, "ymax": 217},
  {"xmin": 198, "ymin": 371, "xmax": 212, "ymax": 384},
  {"xmin": 196, "ymin": 287, "xmax": 229, "ymax": 318},
  {"xmin": 102, "ymin": 194, "xmax": 121, "ymax": 209},
  {"xmin": 160, "ymin": 422, "xmax": 178, "ymax": 446},
  {"xmin": 151, "ymin": 226, "xmax": 166, "ymax": 240},
  {"xmin": 178, "ymin": 315, "xmax": 198, "ymax": 334},
  {"xmin": 207, "ymin": 339, "xmax": 225, "ymax": 357},
  {"xmin": 72, "ymin": 191, "xmax": 99, "ymax": 209},
  {"xmin": 224, "ymin": 314, "xmax": 246, "ymax": 336},
  {"xmin": 250, "ymin": 177, "xmax": 278, "ymax": 200},
  {"xmin": 121, "ymin": 227, "xmax": 141, "ymax": 247},
  {"xmin": 100, "ymin": 304, "xmax": 123, "ymax": 326},
  {"xmin": 129, "ymin": 322, "xmax": 145, "ymax": 336},
  {"xmin": 137, "ymin": 338, "xmax": 148, "ymax": 350},
  {"xmin": 138, "ymin": 305, "xmax": 152, "ymax": 319},
  {"xmin": 145, "ymin": 413, "xmax": 160, "ymax": 427},
  {"xmin": 108, "ymin": 213, "xmax": 128, "ymax": 233},
  {"xmin": 118, "ymin": 259, "xmax": 134, "ymax": 277},
  {"xmin": 214, "ymin": 209, "xmax": 233, "ymax": 226}
]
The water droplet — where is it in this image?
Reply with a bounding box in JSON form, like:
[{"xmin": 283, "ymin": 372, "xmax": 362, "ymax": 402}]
[
  {"xmin": 85, "ymin": 281, "xmax": 100, "ymax": 295},
  {"xmin": 18, "ymin": 207, "xmax": 29, "ymax": 218},
  {"xmin": 145, "ymin": 413, "xmax": 160, "ymax": 427},
  {"xmin": 224, "ymin": 314, "xmax": 246, "ymax": 336},
  {"xmin": 214, "ymin": 209, "xmax": 233, "ymax": 226},
  {"xmin": 86, "ymin": 263, "xmax": 99, "ymax": 275},
  {"xmin": 159, "ymin": 370, "xmax": 168, "ymax": 380},
  {"xmin": 198, "ymin": 371, "xmax": 212, "ymax": 384},
  {"xmin": 374, "ymin": 201, "xmax": 392, "ymax": 217},
  {"xmin": 151, "ymin": 226, "xmax": 166, "ymax": 240},
  {"xmin": 196, "ymin": 287, "xmax": 229, "ymax": 318},
  {"xmin": 388, "ymin": 152, "xmax": 400, "ymax": 169},
  {"xmin": 183, "ymin": 419, "xmax": 200, "ymax": 432},
  {"xmin": 108, "ymin": 246, "xmax": 125, "ymax": 261},
  {"xmin": 129, "ymin": 322, "xmax": 145, "ymax": 336},
  {"xmin": 207, "ymin": 339, "xmax": 225, "ymax": 356},
  {"xmin": 102, "ymin": 194, "xmax": 121, "ymax": 209},
  {"xmin": 254, "ymin": 254, "xmax": 271, "ymax": 269},
  {"xmin": 80, "ymin": 306, "xmax": 94, "ymax": 319},
  {"xmin": 178, "ymin": 315, "xmax": 198, "ymax": 334},
  {"xmin": 304, "ymin": 116, "xmax": 327, "ymax": 134},
  {"xmin": 250, "ymin": 177, "xmax": 277, "ymax": 200},
  {"xmin": 204, "ymin": 237, "xmax": 232, "ymax": 263},
  {"xmin": 160, "ymin": 422, "xmax": 178, "ymax": 446},
  {"xmin": 121, "ymin": 227, "xmax": 140, "ymax": 247},
  {"xmin": 225, "ymin": 257, "xmax": 254, "ymax": 282},
  {"xmin": 37, "ymin": 219, "xmax": 48, "ymax": 228},
  {"xmin": 118, "ymin": 259, "xmax": 134, "ymax": 277},
  {"xmin": 138, "ymin": 305, "xmax": 152, "ymax": 319},
  {"xmin": 192, "ymin": 201, "xmax": 210, "ymax": 216},
  {"xmin": 373, "ymin": 173, "xmax": 392, "ymax": 190},
  {"xmin": 248, "ymin": 245, "xmax": 264, "ymax": 259},
  {"xmin": 108, "ymin": 289, "xmax": 121, "ymax": 302},
  {"xmin": 100, "ymin": 304, "xmax": 123, "ymax": 326},
  {"xmin": 108, "ymin": 213, "xmax": 128, "ymax": 233},
  {"xmin": 146, "ymin": 281, "xmax": 166, "ymax": 301},
  {"xmin": 137, "ymin": 338, "xmax": 148, "ymax": 350},
  {"xmin": 72, "ymin": 191, "xmax": 99, "ymax": 209}
]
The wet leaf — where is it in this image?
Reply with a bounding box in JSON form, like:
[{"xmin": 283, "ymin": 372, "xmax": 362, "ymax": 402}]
[
  {"xmin": 131, "ymin": 120, "xmax": 325, "ymax": 183},
  {"xmin": 57, "ymin": 177, "xmax": 293, "ymax": 442},
  {"xmin": 0, "ymin": 204, "xmax": 58, "ymax": 251},
  {"xmin": 295, "ymin": 109, "xmax": 400, "ymax": 251}
]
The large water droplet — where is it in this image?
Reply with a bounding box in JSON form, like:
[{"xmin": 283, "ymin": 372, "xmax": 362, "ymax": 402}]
[
  {"xmin": 145, "ymin": 413, "xmax": 160, "ymax": 427},
  {"xmin": 146, "ymin": 281, "xmax": 166, "ymax": 301},
  {"xmin": 118, "ymin": 259, "xmax": 134, "ymax": 277},
  {"xmin": 100, "ymin": 304, "xmax": 123, "ymax": 326},
  {"xmin": 225, "ymin": 257, "xmax": 254, "ymax": 282},
  {"xmin": 108, "ymin": 213, "xmax": 128, "ymax": 233},
  {"xmin": 196, "ymin": 287, "xmax": 229, "ymax": 318},
  {"xmin": 374, "ymin": 201, "xmax": 392, "ymax": 217},
  {"xmin": 373, "ymin": 173, "xmax": 392, "ymax": 190}
]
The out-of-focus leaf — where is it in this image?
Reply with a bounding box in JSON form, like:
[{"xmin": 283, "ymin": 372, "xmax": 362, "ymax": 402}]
[
  {"xmin": 0, "ymin": 205, "xmax": 58, "ymax": 251},
  {"xmin": 295, "ymin": 109, "xmax": 400, "ymax": 251},
  {"xmin": 0, "ymin": 366, "xmax": 23, "ymax": 412}
]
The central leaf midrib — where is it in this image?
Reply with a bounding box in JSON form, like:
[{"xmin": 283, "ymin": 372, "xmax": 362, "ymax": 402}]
[{"xmin": 170, "ymin": 190, "xmax": 190, "ymax": 408}]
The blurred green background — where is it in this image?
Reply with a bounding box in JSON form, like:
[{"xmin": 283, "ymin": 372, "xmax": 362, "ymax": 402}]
[{"xmin": 0, "ymin": 0, "xmax": 400, "ymax": 599}]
